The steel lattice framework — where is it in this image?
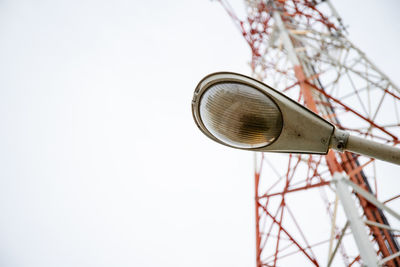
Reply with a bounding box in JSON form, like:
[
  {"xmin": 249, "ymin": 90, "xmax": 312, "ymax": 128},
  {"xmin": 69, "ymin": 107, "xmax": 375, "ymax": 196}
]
[{"xmin": 218, "ymin": 0, "xmax": 400, "ymax": 266}]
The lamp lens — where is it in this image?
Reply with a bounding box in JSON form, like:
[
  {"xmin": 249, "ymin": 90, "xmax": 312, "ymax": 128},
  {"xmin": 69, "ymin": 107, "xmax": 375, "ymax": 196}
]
[{"xmin": 199, "ymin": 82, "xmax": 283, "ymax": 149}]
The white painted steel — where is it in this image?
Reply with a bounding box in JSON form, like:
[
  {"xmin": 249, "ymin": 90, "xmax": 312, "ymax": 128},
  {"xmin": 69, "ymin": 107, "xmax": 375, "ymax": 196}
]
[
  {"xmin": 272, "ymin": 12, "xmax": 300, "ymax": 66},
  {"xmin": 345, "ymin": 134, "xmax": 400, "ymax": 165},
  {"xmin": 378, "ymin": 251, "xmax": 400, "ymax": 266},
  {"xmin": 364, "ymin": 220, "xmax": 400, "ymax": 233},
  {"xmin": 330, "ymin": 128, "xmax": 400, "ymax": 165},
  {"xmin": 334, "ymin": 172, "xmax": 378, "ymax": 267},
  {"xmin": 327, "ymin": 221, "xmax": 349, "ymax": 267},
  {"xmin": 342, "ymin": 179, "xmax": 400, "ymax": 221}
]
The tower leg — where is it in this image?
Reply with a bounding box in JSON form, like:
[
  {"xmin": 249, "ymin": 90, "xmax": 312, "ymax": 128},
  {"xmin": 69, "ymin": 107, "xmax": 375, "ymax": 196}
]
[{"xmin": 334, "ymin": 172, "xmax": 378, "ymax": 267}]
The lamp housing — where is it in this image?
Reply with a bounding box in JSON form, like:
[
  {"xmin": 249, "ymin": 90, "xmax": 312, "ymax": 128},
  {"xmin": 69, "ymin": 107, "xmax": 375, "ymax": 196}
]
[{"xmin": 191, "ymin": 72, "xmax": 335, "ymax": 154}]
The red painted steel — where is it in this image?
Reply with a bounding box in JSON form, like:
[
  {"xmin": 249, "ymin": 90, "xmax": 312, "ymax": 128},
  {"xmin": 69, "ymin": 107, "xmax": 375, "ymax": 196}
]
[{"xmin": 218, "ymin": 0, "xmax": 400, "ymax": 266}]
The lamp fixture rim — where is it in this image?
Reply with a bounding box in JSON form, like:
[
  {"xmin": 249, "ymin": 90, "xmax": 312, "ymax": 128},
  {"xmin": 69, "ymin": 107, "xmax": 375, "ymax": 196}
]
[
  {"xmin": 192, "ymin": 72, "xmax": 285, "ymax": 150},
  {"xmin": 191, "ymin": 71, "xmax": 335, "ymax": 153}
]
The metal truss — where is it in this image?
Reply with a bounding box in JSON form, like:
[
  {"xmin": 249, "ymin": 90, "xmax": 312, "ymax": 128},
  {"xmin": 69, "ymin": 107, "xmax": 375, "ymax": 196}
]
[{"xmin": 218, "ymin": 0, "xmax": 400, "ymax": 266}]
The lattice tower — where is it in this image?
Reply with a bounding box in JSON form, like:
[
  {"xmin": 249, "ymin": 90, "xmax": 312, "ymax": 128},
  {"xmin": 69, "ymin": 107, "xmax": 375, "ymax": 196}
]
[{"xmin": 218, "ymin": 0, "xmax": 400, "ymax": 266}]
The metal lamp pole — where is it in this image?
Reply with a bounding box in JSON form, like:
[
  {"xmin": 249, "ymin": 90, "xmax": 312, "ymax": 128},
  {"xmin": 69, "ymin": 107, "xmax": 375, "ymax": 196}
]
[{"xmin": 330, "ymin": 128, "xmax": 400, "ymax": 165}]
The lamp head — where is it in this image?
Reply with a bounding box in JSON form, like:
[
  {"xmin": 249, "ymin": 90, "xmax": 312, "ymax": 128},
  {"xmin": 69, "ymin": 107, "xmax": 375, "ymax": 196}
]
[{"xmin": 192, "ymin": 72, "xmax": 335, "ymax": 154}]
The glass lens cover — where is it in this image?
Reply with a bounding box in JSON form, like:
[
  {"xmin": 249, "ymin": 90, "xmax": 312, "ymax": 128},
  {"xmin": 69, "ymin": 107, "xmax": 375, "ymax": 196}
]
[{"xmin": 199, "ymin": 82, "xmax": 283, "ymax": 149}]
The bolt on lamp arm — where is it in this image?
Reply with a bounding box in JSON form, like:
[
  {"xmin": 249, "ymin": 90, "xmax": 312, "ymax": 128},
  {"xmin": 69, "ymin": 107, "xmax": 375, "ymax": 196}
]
[{"xmin": 330, "ymin": 128, "xmax": 400, "ymax": 165}]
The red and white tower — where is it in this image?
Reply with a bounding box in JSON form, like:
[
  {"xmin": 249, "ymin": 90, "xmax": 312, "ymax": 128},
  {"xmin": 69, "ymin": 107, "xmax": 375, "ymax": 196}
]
[{"xmin": 218, "ymin": 1, "xmax": 400, "ymax": 266}]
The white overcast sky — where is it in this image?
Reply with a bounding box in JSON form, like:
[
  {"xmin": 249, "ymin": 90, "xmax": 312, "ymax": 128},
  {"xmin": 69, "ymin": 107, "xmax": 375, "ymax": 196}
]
[{"xmin": 0, "ymin": 1, "xmax": 399, "ymax": 266}]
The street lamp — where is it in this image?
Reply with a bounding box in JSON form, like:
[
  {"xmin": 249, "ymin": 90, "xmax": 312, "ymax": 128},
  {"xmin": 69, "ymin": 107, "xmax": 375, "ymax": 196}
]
[{"xmin": 192, "ymin": 72, "xmax": 400, "ymax": 165}]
